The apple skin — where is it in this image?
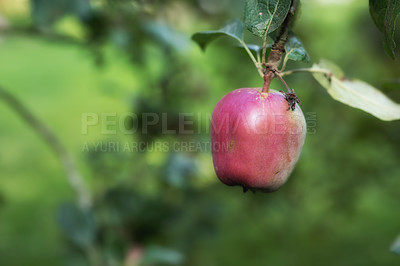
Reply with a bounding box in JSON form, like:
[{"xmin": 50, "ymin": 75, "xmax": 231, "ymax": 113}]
[{"xmin": 211, "ymin": 88, "xmax": 306, "ymax": 192}]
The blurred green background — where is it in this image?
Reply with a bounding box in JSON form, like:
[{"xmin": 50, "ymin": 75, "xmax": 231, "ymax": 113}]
[{"xmin": 0, "ymin": 0, "xmax": 400, "ymax": 265}]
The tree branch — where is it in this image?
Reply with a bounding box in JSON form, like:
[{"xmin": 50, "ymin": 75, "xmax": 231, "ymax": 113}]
[
  {"xmin": 262, "ymin": 0, "xmax": 299, "ymax": 92},
  {"xmin": 267, "ymin": 0, "xmax": 298, "ymax": 69},
  {"xmin": 0, "ymin": 86, "xmax": 92, "ymax": 210}
]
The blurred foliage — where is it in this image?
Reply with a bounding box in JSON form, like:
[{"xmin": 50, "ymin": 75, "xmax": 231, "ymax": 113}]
[{"xmin": 0, "ymin": 0, "xmax": 400, "ymax": 266}]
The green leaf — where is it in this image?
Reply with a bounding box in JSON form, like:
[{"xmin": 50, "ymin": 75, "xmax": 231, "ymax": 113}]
[
  {"xmin": 391, "ymin": 234, "xmax": 400, "ymax": 256},
  {"xmin": 244, "ymin": 0, "xmax": 291, "ymax": 38},
  {"xmin": 192, "ymin": 19, "xmax": 244, "ymax": 50},
  {"xmin": 369, "ymin": 0, "xmax": 400, "ymax": 59},
  {"xmin": 285, "ymin": 32, "xmax": 310, "ymax": 62},
  {"xmin": 312, "ymin": 59, "xmax": 400, "ymax": 121},
  {"xmin": 57, "ymin": 203, "xmax": 96, "ymax": 248}
]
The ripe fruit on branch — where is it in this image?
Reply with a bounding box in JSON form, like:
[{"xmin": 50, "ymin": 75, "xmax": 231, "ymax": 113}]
[{"xmin": 211, "ymin": 88, "xmax": 306, "ymax": 192}]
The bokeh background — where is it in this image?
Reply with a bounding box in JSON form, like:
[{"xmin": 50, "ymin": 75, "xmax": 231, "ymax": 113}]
[{"xmin": 1, "ymin": 0, "xmax": 400, "ymax": 265}]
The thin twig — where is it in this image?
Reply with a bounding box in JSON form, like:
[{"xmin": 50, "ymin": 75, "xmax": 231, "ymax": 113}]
[
  {"xmin": 280, "ymin": 51, "xmax": 292, "ymax": 72},
  {"xmin": 275, "ymin": 73, "xmax": 291, "ymax": 91},
  {"xmin": 239, "ymin": 40, "xmax": 264, "ymax": 77},
  {"xmin": 281, "ymin": 68, "xmax": 332, "ymax": 77},
  {"xmin": 0, "ymin": 86, "xmax": 92, "ymax": 210},
  {"xmin": 262, "ymin": 18, "xmax": 274, "ymax": 66}
]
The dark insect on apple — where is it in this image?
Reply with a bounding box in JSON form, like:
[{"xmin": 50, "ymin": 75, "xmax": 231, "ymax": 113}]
[{"xmin": 282, "ymin": 89, "xmax": 301, "ymax": 111}]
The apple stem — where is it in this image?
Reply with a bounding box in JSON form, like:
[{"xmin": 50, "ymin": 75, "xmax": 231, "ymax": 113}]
[{"xmin": 262, "ymin": 70, "xmax": 274, "ymax": 93}]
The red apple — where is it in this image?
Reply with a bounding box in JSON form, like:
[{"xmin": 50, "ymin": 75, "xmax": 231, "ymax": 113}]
[{"xmin": 211, "ymin": 88, "xmax": 306, "ymax": 192}]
